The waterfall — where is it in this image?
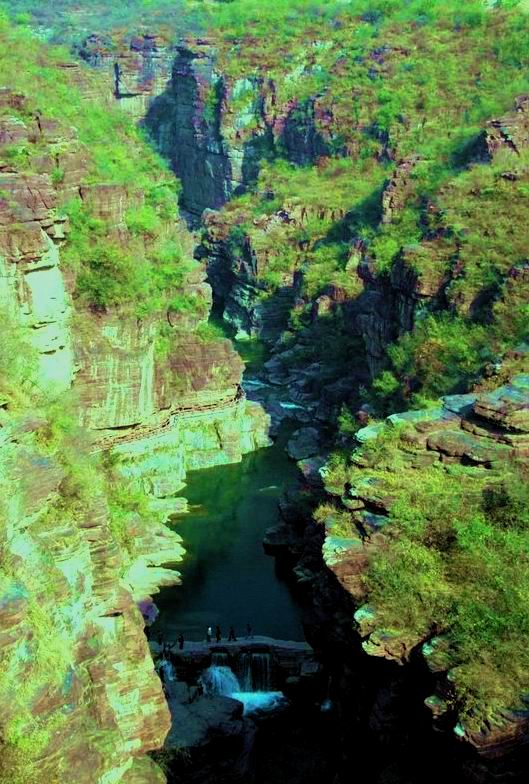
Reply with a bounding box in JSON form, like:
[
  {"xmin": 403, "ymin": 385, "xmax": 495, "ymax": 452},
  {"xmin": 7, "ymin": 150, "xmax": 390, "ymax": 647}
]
[
  {"xmin": 238, "ymin": 652, "xmax": 252, "ymax": 691},
  {"xmin": 236, "ymin": 652, "xmax": 271, "ymax": 690},
  {"xmin": 200, "ymin": 665, "xmax": 240, "ymax": 696},
  {"xmin": 199, "ymin": 653, "xmax": 285, "ymax": 715},
  {"xmin": 158, "ymin": 658, "xmax": 175, "ymax": 683},
  {"xmin": 251, "ymin": 653, "xmax": 271, "ymax": 691},
  {"xmin": 211, "ymin": 651, "xmax": 229, "ymax": 667}
]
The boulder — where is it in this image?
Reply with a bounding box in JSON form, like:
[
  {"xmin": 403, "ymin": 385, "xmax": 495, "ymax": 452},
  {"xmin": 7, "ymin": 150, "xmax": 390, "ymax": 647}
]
[
  {"xmin": 474, "ymin": 375, "xmax": 529, "ymax": 433},
  {"xmin": 286, "ymin": 427, "xmax": 320, "ymax": 460}
]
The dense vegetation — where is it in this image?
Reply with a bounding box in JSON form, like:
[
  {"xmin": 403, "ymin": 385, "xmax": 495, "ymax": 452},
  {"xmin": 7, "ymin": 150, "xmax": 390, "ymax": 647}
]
[
  {"xmin": 0, "ymin": 13, "xmax": 199, "ymax": 317},
  {"xmin": 319, "ymin": 420, "xmax": 529, "ymax": 730},
  {"xmin": 195, "ymin": 0, "xmax": 529, "ymax": 410}
]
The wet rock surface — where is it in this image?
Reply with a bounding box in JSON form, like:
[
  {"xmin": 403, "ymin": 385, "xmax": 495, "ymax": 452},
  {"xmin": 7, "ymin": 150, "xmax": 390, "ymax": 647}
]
[{"xmin": 286, "ymin": 427, "xmax": 320, "ymax": 460}]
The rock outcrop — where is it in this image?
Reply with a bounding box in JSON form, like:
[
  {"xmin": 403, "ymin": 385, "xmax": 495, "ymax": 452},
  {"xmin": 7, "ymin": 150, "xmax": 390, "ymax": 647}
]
[
  {"xmin": 313, "ymin": 376, "xmax": 529, "ymax": 768},
  {"xmin": 79, "ymin": 34, "xmax": 340, "ymax": 219},
  {"xmin": 0, "ymin": 37, "xmax": 271, "ymax": 784},
  {"xmin": 0, "ymin": 400, "xmax": 180, "ymax": 784},
  {"xmin": 78, "ymin": 32, "xmax": 177, "ymax": 123}
]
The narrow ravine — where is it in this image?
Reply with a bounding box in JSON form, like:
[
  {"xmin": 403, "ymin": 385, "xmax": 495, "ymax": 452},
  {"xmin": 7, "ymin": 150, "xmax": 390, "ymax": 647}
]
[
  {"xmin": 145, "ymin": 336, "xmax": 337, "ymax": 783},
  {"xmin": 151, "ymin": 424, "xmax": 304, "ymax": 643},
  {"xmin": 4, "ymin": 5, "xmax": 529, "ymax": 784}
]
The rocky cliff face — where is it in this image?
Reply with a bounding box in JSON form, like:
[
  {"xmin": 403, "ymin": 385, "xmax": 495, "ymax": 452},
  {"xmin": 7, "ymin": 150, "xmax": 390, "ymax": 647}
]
[
  {"xmin": 0, "ymin": 32, "xmax": 271, "ymax": 784},
  {"xmin": 79, "ymin": 32, "xmax": 177, "ymax": 124},
  {"xmin": 145, "ymin": 37, "xmax": 336, "ymax": 218},
  {"xmin": 0, "ymin": 75, "xmax": 270, "ymax": 481},
  {"xmin": 272, "ymin": 370, "xmax": 529, "ymax": 783},
  {"xmin": 0, "ymin": 400, "xmax": 182, "ymax": 784},
  {"xmin": 79, "ymin": 33, "xmax": 337, "ymax": 219}
]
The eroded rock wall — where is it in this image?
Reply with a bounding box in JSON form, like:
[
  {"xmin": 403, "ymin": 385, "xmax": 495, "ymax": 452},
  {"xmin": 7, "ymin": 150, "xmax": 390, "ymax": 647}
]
[
  {"xmin": 79, "ymin": 34, "xmax": 336, "ymax": 218},
  {"xmin": 0, "ymin": 403, "xmax": 183, "ymax": 783},
  {"xmin": 0, "ymin": 48, "xmax": 270, "ymax": 784}
]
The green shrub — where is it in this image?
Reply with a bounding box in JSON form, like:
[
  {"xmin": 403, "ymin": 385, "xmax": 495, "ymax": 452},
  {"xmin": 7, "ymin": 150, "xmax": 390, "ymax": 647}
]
[
  {"xmin": 196, "ymin": 321, "xmax": 226, "ymax": 342},
  {"xmin": 360, "ymin": 450, "xmax": 529, "ymax": 727},
  {"xmin": 0, "ymin": 17, "xmax": 195, "ymax": 317},
  {"xmin": 314, "ymin": 502, "xmax": 354, "ymax": 536},
  {"xmin": 386, "ymin": 315, "xmax": 492, "ymax": 402},
  {"xmin": 125, "ymin": 204, "xmax": 161, "ymax": 236},
  {"xmin": 322, "ymin": 452, "xmax": 348, "ymax": 491}
]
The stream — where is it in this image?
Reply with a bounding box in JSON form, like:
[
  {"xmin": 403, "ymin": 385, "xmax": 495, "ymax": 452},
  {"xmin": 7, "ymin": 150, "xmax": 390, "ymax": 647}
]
[
  {"xmin": 148, "ymin": 341, "xmax": 342, "ymax": 784},
  {"xmin": 151, "ymin": 337, "xmax": 305, "ymax": 645}
]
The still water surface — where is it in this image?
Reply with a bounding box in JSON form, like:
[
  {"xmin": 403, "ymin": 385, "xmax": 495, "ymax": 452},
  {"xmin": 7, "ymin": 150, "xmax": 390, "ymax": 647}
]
[{"xmin": 152, "ymin": 430, "xmax": 305, "ymax": 642}]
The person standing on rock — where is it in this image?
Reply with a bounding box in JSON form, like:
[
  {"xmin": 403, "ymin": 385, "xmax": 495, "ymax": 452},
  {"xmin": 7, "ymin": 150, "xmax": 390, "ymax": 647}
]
[
  {"xmin": 178, "ymin": 634, "xmax": 184, "ymax": 650},
  {"xmin": 215, "ymin": 625, "xmax": 222, "ymax": 643},
  {"xmin": 246, "ymin": 623, "xmax": 254, "ymax": 640},
  {"xmin": 207, "ymin": 625, "xmax": 213, "ymax": 643},
  {"xmin": 228, "ymin": 626, "xmax": 237, "ymax": 642}
]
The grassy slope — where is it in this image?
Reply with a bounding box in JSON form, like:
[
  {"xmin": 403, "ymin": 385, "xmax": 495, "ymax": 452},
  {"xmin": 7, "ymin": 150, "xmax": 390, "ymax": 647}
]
[
  {"xmin": 198, "ymin": 0, "xmax": 529, "ymax": 408},
  {"xmin": 0, "ymin": 13, "xmax": 200, "ymax": 317}
]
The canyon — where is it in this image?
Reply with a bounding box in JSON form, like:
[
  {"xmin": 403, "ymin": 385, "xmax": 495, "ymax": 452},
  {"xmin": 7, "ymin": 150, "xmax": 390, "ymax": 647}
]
[
  {"xmin": 0, "ymin": 29, "xmax": 269, "ymax": 784},
  {"xmin": 1, "ymin": 4, "xmax": 529, "ymax": 784}
]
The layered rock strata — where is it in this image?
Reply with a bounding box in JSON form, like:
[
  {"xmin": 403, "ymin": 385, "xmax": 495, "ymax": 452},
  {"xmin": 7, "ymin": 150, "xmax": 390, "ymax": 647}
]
[
  {"xmin": 0, "ymin": 404, "xmax": 182, "ymax": 784},
  {"xmin": 0, "ymin": 84, "xmax": 270, "ymax": 489},
  {"xmin": 316, "ymin": 376, "xmax": 529, "ymax": 765},
  {"xmin": 0, "ymin": 47, "xmax": 270, "ymax": 784},
  {"xmin": 79, "ymin": 33, "xmax": 177, "ymax": 123}
]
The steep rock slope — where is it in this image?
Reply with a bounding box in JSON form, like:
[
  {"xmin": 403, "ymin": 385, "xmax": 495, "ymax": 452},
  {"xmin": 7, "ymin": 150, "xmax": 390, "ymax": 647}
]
[
  {"xmin": 0, "ymin": 25, "xmax": 270, "ymax": 495},
  {"xmin": 284, "ymin": 370, "xmax": 529, "ymax": 782},
  {"xmin": 0, "ymin": 17, "xmax": 270, "ymax": 784}
]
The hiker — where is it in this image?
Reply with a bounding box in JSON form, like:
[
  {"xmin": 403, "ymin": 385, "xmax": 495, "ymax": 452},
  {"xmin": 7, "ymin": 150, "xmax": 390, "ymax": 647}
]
[
  {"xmin": 215, "ymin": 625, "xmax": 222, "ymax": 643},
  {"xmin": 207, "ymin": 625, "xmax": 213, "ymax": 643},
  {"xmin": 246, "ymin": 623, "xmax": 254, "ymax": 640},
  {"xmin": 228, "ymin": 626, "xmax": 237, "ymax": 642},
  {"xmin": 178, "ymin": 633, "xmax": 184, "ymax": 650}
]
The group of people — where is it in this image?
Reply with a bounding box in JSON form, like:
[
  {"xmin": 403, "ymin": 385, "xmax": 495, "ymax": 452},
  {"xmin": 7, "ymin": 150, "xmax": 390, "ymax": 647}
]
[
  {"xmin": 156, "ymin": 633, "xmax": 184, "ymax": 655},
  {"xmin": 152, "ymin": 623, "xmax": 255, "ymax": 654},
  {"xmin": 206, "ymin": 624, "xmax": 254, "ymax": 643}
]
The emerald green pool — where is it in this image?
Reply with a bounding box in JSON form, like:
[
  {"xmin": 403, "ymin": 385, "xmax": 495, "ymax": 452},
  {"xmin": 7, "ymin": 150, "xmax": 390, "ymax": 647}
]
[{"xmin": 152, "ymin": 430, "xmax": 305, "ymax": 643}]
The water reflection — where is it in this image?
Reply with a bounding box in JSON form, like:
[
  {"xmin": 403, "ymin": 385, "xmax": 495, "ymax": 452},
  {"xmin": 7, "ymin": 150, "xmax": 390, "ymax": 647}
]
[{"xmin": 152, "ymin": 431, "xmax": 304, "ymax": 642}]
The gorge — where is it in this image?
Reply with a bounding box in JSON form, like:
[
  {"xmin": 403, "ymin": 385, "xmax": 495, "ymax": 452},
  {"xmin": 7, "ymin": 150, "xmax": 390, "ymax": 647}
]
[{"xmin": 1, "ymin": 2, "xmax": 529, "ymax": 784}]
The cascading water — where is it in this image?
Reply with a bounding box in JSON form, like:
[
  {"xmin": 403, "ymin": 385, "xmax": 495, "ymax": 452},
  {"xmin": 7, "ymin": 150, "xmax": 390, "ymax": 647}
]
[
  {"xmin": 238, "ymin": 652, "xmax": 252, "ymax": 691},
  {"xmin": 251, "ymin": 652, "xmax": 271, "ymax": 691},
  {"xmin": 200, "ymin": 653, "xmax": 285, "ymax": 715},
  {"xmin": 211, "ymin": 652, "xmax": 229, "ymax": 667},
  {"xmin": 158, "ymin": 658, "xmax": 175, "ymax": 682},
  {"xmin": 157, "ymin": 658, "xmax": 181, "ymax": 700},
  {"xmin": 200, "ymin": 665, "xmax": 240, "ymax": 696},
  {"xmin": 236, "ymin": 652, "xmax": 272, "ymax": 690}
]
